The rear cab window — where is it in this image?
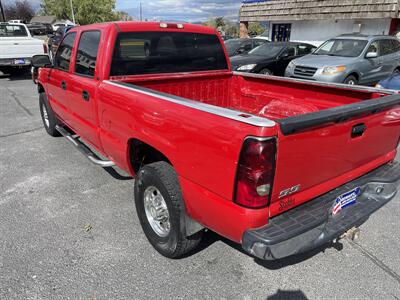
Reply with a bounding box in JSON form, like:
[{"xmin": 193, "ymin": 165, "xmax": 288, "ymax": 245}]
[
  {"xmin": 54, "ymin": 32, "xmax": 77, "ymax": 71},
  {"xmin": 0, "ymin": 24, "xmax": 28, "ymax": 37},
  {"xmin": 110, "ymin": 32, "xmax": 228, "ymax": 76},
  {"xmin": 75, "ymin": 31, "xmax": 101, "ymax": 77}
]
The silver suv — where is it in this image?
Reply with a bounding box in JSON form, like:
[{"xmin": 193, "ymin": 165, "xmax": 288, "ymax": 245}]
[{"xmin": 285, "ymin": 34, "xmax": 400, "ymax": 85}]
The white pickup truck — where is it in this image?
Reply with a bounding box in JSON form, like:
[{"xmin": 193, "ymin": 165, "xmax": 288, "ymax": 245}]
[{"xmin": 0, "ymin": 22, "xmax": 47, "ymax": 74}]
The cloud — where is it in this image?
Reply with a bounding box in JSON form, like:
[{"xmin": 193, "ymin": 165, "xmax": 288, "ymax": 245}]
[
  {"xmin": 117, "ymin": 0, "xmax": 243, "ymax": 22},
  {"xmin": 4, "ymin": 0, "xmax": 243, "ymax": 23}
]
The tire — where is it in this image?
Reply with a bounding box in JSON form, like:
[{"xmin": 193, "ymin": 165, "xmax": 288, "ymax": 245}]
[
  {"xmin": 49, "ymin": 50, "xmax": 54, "ymax": 63},
  {"xmin": 39, "ymin": 92, "xmax": 60, "ymax": 137},
  {"xmin": 134, "ymin": 161, "xmax": 203, "ymax": 258},
  {"xmin": 260, "ymin": 68, "xmax": 273, "ymax": 75},
  {"xmin": 343, "ymin": 75, "xmax": 358, "ymax": 85}
]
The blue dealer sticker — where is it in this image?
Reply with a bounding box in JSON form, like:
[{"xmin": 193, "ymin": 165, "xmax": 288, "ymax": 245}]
[{"xmin": 332, "ymin": 187, "xmax": 361, "ymax": 216}]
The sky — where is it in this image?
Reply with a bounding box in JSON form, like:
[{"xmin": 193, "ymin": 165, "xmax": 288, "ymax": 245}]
[
  {"xmin": 9, "ymin": 0, "xmax": 244, "ymax": 23},
  {"xmin": 118, "ymin": 0, "xmax": 243, "ymax": 22}
]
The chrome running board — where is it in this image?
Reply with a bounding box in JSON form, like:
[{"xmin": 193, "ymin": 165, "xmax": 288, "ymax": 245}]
[{"xmin": 55, "ymin": 125, "xmax": 115, "ymax": 167}]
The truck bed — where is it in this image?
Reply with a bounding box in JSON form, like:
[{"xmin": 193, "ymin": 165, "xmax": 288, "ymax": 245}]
[{"xmin": 116, "ymin": 71, "xmax": 383, "ymax": 121}]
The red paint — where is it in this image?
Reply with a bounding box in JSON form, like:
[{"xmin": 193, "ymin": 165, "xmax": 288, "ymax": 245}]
[
  {"xmin": 37, "ymin": 22, "xmax": 400, "ymax": 243},
  {"xmin": 389, "ymin": 18, "xmax": 399, "ymax": 35}
]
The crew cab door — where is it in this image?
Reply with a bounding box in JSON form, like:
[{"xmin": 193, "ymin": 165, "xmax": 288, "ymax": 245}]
[
  {"xmin": 67, "ymin": 30, "xmax": 101, "ymax": 147},
  {"xmin": 46, "ymin": 32, "xmax": 76, "ymax": 122}
]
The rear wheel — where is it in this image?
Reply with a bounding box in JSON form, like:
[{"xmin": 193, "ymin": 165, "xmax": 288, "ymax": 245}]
[
  {"xmin": 134, "ymin": 161, "xmax": 203, "ymax": 258},
  {"xmin": 39, "ymin": 92, "xmax": 60, "ymax": 137},
  {"xmin": 343, "ymin": 75, "xmax": 358, "ymax": 85}
]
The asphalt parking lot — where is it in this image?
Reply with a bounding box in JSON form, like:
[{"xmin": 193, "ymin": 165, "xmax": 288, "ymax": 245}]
[{"xmin": 0, "ymin": 72, "xmax": 399, "ymax": 300}]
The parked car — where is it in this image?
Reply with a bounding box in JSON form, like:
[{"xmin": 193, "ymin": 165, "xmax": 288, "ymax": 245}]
[
  {"xmin": 285, "ymin": 34, "xmax": 400, "ymax": 85},
  {"xmin": 47, "ymin": 26, "xmax": 74, "ymax": 61},
  {"xmin": 52, "ymin": 22, "xmax": 75, "ymax": 32},
  {"xmin": 231, "ymin": 42, "xmax": 316, "ymax": 75},
  {"xmin": 224, "ymin": 38, "xmax": 267, "ymax": 57},
  {"xmin": 0, "ymin": 22, "xmax": 47, "ymax": 74},
  {"xmin": 8, "ymin": 19, "xmax": 24, "ymax": 24},
  {"xmin": 376, "ymin": 73, "xmax": 400, "ymax": 90},
  {"xmin": 31, "ymin": 22, "xmax": 400, "ymax": 261},
  {"xmin": 26, "ymin": 22, "xmax": 48, "ymax": 35}
]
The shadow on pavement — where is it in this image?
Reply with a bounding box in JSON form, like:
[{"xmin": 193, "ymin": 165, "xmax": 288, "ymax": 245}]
[
  {"xmin": 185, "ymin": 230, "xmax": 344, "ymax": 269},
  {"xmin": 267, "ymin": 289, "xmax": 309, "ymax": 300},
  {"xmin": 0, "ymin": 69, "xmax": 32, "ymax": 81}
]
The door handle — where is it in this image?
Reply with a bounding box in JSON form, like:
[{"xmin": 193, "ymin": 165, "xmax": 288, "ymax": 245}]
[
  {"xmin": 351, "ymin": 123, "xmax": 366, "ymax": 138},
  {"xmin": 61, "ymin": 80, "xmax": 67, "ymax": 90},
  {"xmin": 82, "ymin": 90, "xmax": 90, "ymax": 101}
]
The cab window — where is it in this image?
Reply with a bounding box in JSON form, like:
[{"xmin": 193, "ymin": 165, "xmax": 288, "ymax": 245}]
[
  {"xmin": 54, "ymin": 32, "xmax": 76, "ymax": 71},
  {"xmin": 75, "ymin": 31, "xmax": 101, "ymax": 77}
]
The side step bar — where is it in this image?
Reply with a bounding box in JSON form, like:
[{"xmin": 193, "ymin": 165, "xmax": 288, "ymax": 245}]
[{"xmin": 55, "ymin": 125, "xmax": 115, "ymax": 168}]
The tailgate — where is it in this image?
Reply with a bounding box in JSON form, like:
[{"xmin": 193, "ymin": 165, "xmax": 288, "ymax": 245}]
[
  {"xmin": 270, "ymin": 94, "xmax": 400, "ymax": 217},
  {"xmin": 0, "ymin": 38, "xmax": 44, "ymax": 58}
]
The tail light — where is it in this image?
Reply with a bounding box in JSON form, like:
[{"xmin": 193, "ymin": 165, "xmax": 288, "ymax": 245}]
[
  {"xmin": 234, "ymin": 138, "xmax": 276, "ymax": 208},
  {"xmin": 43, "ymin": 44, "xmax": 48, "ymax": 54}
]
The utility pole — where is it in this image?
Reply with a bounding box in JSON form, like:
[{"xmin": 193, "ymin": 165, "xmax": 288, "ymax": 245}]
[
  {"xmin": 0, "ymin": 0, "xmax": 6, "ymax": 22},
  {"xmin": 140, "ymin": 2, "xmax": 142, "ymax": 21},
  {"xmin": 69, "ymin": 0, "xmax": 76, "ymax": 24}
]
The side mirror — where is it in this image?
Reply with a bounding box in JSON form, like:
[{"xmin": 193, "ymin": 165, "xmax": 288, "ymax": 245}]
[
  {"xmin": 366, "ymin": 52, "xmax": 378, "ymax": 59},
  {"xmin": 32, "ymin": 54, "xmax": 52, "ymax": 68}
]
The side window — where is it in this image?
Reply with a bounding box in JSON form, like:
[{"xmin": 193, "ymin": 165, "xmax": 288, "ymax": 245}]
[
  {"xmin": 75, "ymin": 31, "xmax": 101, "ymax": 77},
  {"xmin": 242, "ymin": 42, "xmax": 253, "ymax": 51},
  {"xmin": 54, "ymin": 32, "xmax": 76, "ymax": 71},
  {"xmin": 297, "ymin": 45, "xmax": 312, "ymax": 55},
  {"xmin": 253, "ymin": 40, "xmax": 265, "ymax": 48},
  {"xmin": 367, "ymin": 41, "xmax": 379, "ymax": 56},
  {"xmin": 380, "ymin": 40, "xmax": 394, "ymax": 56},
  {"xmin": 391, "ymin": 39, "xmax": 400, "ymax": 52},
  {"xmin": 283, "ymin": 46, "xmax": 296, "ymax": 57}
]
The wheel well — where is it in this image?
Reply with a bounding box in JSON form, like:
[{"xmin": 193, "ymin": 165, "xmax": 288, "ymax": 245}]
[
  {"xmin": 37, "ymin": 83, "xmax": 45, "ymax": 93},
  {"xmin": 347, "ymin": 72, "xmax": 359, "ymax": 80},
  {"xmin": 128, "ymin": 139, "xmax": 172, "ymax": 173}
]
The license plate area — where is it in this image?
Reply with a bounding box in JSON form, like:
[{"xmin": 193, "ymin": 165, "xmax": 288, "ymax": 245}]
[
  {"xmin": 331, "ymin": 187, "xmax": 361, "ymax": 216},
  {"xmin": 13, "ymin": 59, "xmax": 26, "ymax": 65}
]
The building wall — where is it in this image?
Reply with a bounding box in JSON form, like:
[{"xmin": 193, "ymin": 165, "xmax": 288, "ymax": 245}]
[{"xmin": 270, "ymin": 18, "xmax": 392, "ymax": 46}]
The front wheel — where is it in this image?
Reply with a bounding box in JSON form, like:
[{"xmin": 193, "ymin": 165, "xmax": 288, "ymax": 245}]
[
  {"xmin": 134, "ymin": 162, "xmax": 203, "ymax": 258},
  {"xmin": 259, "ymin": 68, "xmax": 273, "ymax": 75},
  {"xmin": 343, "ymin": 75, "xmax": 358, "ymax": 85}
]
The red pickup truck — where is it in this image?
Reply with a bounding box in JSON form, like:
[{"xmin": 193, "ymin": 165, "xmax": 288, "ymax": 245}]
[{"xmin": 31, "ymin": 22, "xmax": 400, "ymax": 261}]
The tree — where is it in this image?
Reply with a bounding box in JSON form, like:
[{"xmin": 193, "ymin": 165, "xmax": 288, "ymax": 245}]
[
  {"xmin": 248, "ymin": 22, "xmax": 265, "ymax": 36},
  {"xmin": 4, "ymin": 0, "xmax": 35, "ymax": 22},
  {"xmin": 41, "ymin": 0, "xmax": 131, "ymax": 25}
]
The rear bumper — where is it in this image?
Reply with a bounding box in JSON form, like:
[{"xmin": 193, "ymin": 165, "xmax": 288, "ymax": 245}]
[
  {"xmin": 0, "ymin": 58, "xmax": 32, "ymax": 67},
  {"xmin": 242, "ymin": 162, "xmax": 400, "ymax": 260}
]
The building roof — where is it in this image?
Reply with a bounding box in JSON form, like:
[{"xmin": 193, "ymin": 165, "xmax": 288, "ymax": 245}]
[
  {"xmin": 30, "ymin": 15, "xmax": 57, "ymax": 24},
  {"xmin": 240, "ymin": 0, "xmax": 400, "ymax": 22}
]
